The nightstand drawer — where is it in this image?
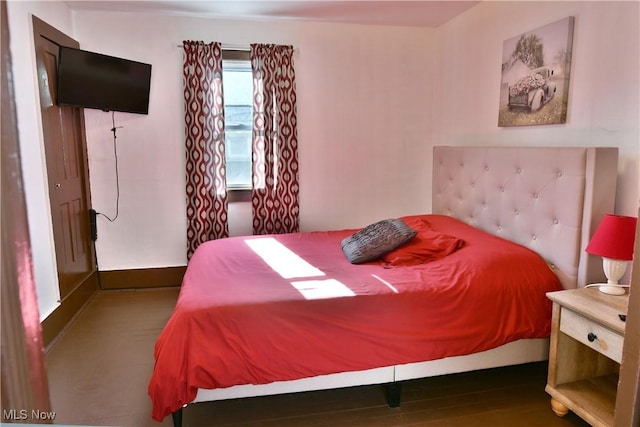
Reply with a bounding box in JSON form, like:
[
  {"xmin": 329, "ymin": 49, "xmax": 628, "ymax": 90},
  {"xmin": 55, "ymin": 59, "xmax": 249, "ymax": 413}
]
[{"xmin": 560, "ymin": 307, "xmax": 624, "ymax": 363}]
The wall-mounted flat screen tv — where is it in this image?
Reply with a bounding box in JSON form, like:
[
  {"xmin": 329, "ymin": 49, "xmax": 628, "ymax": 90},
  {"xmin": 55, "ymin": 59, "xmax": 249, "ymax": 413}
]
[{"xmin": 57, "ymin": 46, "xmax": 152, "ymax": 115}]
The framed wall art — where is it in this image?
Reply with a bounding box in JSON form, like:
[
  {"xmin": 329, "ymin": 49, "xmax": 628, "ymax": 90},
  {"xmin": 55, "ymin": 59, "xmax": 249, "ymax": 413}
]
[{"xmin": 498, "ymin": 16, "xmax": 575, "ymax": 127}]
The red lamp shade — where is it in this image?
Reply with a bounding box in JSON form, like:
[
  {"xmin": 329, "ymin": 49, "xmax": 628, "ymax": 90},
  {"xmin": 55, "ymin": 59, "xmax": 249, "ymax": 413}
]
[{"xmin": 585, "ymin": 214, "xmax": 637, "ymax": 261}]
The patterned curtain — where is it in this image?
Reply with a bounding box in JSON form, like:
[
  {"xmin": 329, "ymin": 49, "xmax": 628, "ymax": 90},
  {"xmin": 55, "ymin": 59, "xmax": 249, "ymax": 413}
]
[
  {"xmin": 183, "ymin": 41, "xmax": 228, "ymax": 259},
  {"xmin": 250, "ymin": 44, "xmax": 299, "ymax": 235}
]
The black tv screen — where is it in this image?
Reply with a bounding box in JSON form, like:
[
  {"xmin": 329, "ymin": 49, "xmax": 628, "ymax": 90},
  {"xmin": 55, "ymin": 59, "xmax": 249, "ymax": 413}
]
[{"xmin": 57, "ymin": 46, "xmax": 152, "ymax": 115}]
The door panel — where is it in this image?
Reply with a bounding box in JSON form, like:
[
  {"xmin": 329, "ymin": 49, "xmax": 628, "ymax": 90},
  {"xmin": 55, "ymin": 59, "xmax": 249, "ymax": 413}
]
[{"xmin": 33, "ymin": 19, "xmax": 95, "ymax": 300}]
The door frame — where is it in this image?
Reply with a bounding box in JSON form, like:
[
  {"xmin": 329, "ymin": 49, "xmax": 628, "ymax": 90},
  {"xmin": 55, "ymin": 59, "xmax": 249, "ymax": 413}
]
[{"xmin": 1, "ymin": 0, "xmax": 52, "ymax": 415}]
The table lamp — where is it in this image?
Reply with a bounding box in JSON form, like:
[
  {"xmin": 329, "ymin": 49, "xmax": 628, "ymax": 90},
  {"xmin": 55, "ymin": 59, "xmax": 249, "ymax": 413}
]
[{"xmin": 585, "ymin": 214, "xmax": 637, "ymax": 295}]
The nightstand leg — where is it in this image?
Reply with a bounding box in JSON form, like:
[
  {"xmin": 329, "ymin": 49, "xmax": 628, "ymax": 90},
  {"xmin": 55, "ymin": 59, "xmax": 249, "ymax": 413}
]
[{"xmin": 550, "ymin": 398, "xmax": 569, "ymax": 417}]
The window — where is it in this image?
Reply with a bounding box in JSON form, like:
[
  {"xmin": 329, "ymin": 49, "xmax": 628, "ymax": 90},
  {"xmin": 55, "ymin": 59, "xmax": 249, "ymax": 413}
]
[{"xmin": 222, "ymin": 51, "xmax": 252, "ymax": 190}]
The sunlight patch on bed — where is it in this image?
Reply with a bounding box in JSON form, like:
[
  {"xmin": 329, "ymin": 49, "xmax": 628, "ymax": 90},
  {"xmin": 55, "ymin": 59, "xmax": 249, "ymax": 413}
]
[
  {"xmin": 290, "ymin": 279, "xmax": 356, "ymax": 300},
  {"xmin": 245, "ymin": 237, "xmax": 325, "ymax": 279},
  {"xmin": 244, "ymin": 238, "xmax": 359, "ymax": 299}
]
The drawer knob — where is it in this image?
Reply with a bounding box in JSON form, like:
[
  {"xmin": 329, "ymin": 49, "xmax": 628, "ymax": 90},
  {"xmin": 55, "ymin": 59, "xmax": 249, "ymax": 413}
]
[{"xmin": 587, "ymin": 332, "xmax": 597, "ymax": 342}]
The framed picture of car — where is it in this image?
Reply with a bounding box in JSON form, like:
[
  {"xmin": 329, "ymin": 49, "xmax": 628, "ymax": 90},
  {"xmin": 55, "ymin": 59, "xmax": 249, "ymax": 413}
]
[{"xmin": 498, "ymin": 17, "xmax": 575, "ymax": 127}]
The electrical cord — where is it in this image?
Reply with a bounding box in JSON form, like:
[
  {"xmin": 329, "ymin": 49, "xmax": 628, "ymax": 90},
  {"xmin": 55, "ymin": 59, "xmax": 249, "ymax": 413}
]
[
  {"xmin": 91, "ymin": 111, "xmax": 122, "ymax": 290},
  {"xmin": 92, "ymin": 239, "xmax": 103, "ymax": 290},
  {"xmin": 97, "ymin": 111, "xmax": 122, "ymax": 222}
]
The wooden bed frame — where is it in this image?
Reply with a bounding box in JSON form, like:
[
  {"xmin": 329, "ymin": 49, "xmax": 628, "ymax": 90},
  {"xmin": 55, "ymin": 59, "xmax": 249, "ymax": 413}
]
[{"xmin": 171, "ymin": 146, "xmax": 618, "ymax": 427}]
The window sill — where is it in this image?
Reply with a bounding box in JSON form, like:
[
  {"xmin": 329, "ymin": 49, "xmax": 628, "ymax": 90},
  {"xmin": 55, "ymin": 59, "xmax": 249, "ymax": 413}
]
[{"xmin": 227, "ymin": 188, "xmax": 251, "ymax": 203}]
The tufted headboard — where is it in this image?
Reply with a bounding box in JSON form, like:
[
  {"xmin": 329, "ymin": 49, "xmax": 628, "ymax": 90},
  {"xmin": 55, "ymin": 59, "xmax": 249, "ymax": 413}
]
[{"xmin": 432, "ymin": 146, "xmax": 618, "ymax": 290}]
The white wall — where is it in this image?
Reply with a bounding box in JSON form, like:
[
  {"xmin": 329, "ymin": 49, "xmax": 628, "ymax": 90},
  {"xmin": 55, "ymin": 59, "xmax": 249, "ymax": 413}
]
[
  {"xmin": 7, "ymin": 1, "xmax": 74, "ymax": 319},
  {"xmin": 72, "ymin": 11, "xmax": 436, "ymax": 271},
  {"xmin": 435, "ymin": 0, "xmax": 639, "ymax": 217}
]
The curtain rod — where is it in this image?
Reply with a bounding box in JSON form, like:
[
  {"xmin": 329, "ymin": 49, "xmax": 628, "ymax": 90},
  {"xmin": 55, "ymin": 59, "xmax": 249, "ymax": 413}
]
[
  {"xmin": 176, "ymin": 43, "xmax": 250, "ymax": 51},
  {"xmin": 176, "ymin": 43, "xmax": 298, "ymax": 53}
]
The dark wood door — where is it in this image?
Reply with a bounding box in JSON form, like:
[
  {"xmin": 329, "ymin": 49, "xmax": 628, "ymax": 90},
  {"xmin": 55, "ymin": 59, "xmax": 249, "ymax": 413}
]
[{"xmin": 33, "ymin": 16, "xmax": 95, "ymax": 300}]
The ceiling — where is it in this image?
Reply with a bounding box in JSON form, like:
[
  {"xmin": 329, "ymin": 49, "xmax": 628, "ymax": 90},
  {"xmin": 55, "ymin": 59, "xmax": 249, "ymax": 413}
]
[{"xmin": 64, "ymin": 1, "xmax": 481, "ymax": 28}]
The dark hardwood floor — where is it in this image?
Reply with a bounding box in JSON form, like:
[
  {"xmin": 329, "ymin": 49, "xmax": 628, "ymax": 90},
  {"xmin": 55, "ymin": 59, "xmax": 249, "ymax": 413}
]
[{"xmin": 45, "ymin": 288, "xmax": 589, "ymax": 426}]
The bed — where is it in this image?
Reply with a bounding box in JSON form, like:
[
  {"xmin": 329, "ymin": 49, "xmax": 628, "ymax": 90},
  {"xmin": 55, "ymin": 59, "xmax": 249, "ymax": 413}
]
[{"xmin": 148, "ymin": 146, "xmax": 618, "ymax": 426}]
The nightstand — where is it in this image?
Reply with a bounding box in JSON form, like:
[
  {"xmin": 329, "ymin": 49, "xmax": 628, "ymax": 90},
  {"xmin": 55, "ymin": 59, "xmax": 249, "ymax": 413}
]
[{"xmin": 545, "ymin": 288, "xmax": 628, "ymax": 427}]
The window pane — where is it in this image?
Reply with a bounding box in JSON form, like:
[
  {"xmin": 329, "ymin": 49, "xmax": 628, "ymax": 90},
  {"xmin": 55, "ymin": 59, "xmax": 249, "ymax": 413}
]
[{"xmin": 223, "ymin": 63, "xmax": 252, "ymax": 189}]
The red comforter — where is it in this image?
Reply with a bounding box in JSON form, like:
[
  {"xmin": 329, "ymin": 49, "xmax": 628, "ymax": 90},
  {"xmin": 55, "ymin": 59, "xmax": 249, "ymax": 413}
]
[{"xmin": 148, "ymin": 215, "xmax": 561, "ymax": 421}]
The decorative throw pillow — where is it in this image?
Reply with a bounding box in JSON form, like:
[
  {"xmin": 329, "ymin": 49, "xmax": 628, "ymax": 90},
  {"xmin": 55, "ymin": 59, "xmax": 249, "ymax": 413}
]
[
  {"xmin": 381, "ymin": 228, "xmax": 465, "ymax": 267},
  {"xmin": 398, "ymin": 215, "xmax": 432, "ymax": 231},
  {"xmin": 341, "ymin": 219, "xmax": 417, "ymax": 264}
]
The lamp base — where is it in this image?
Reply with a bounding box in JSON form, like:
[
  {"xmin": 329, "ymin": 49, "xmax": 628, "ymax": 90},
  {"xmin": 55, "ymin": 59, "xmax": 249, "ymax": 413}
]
[{"xmin": 595, "ymin": 284, "xmax": 627, "ymax": 296}]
